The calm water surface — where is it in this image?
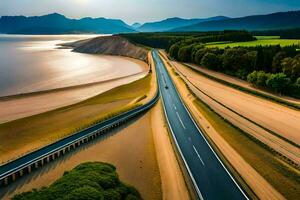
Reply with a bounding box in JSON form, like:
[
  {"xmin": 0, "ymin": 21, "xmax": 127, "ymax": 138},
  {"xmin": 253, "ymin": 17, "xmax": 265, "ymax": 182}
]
[{"xmin": 0, "ymin": 35, "xmax": 144, "ymax": 97}]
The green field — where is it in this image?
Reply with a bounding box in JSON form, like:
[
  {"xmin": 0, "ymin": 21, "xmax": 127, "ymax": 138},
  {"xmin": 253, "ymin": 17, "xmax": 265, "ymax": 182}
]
[
  {"xmin": 206, "ymin": 37, "xmax": 300, "ymax": 48},
  {"xmin": 254, "ymin": 36, "xmax": 280, "ymax": 40}
]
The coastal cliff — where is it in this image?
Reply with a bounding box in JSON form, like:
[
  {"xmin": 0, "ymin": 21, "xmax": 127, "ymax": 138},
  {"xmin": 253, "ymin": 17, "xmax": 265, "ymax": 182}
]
[{"xmin": 64, "ymin": 35, "xmax": 148, "ymax": 62}]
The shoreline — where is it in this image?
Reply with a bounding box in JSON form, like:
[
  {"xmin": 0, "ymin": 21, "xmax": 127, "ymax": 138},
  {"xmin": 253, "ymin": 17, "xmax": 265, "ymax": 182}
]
[{"xmin": 0, "ymin": 55, "xmax": 149, "ymax": 124}]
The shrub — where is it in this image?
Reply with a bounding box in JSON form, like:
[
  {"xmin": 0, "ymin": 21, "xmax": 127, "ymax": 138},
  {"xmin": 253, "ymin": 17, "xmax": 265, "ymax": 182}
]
[
  {"xmin": 194, "ymin": 48, "xmax": 209, "ymax": 64},
  {"xmin": 266, "ymin": 73, "xmax": 291, "ymax": 93},
  {"xmin": 13, "ymin": 162, "xmax": 141, "ymax": 200},
  {"xmin": 286, "ymin": 84, "xmax": 300, "ymax": 98},
  {"xmin": 247, "ymin": 71, "xmax": 258, "ymax": 85},
  {"xmin": 178, "ymin": 45, "xmax": 193, "ymax": 62},
  {"xmin": 222, "ymin": 48, "xmax": 248, "ymax": 71},
  {"xmin": 272, "ymin": 51, "xmax": 286, "ymax": 73},
  {"xmin": 201, "ymin": 53, "xmax": 222, "ymax": 70},
  {"xmin": 169, "ymin": 44, "xmax": 179, "ymax": 59},
  {"xmin": 296, "ymin": 77, "xmax": 300, "ymax": 85},
  {"xmin": 256, "ymin": 71, "xmax": 270, "ymax": 87}
]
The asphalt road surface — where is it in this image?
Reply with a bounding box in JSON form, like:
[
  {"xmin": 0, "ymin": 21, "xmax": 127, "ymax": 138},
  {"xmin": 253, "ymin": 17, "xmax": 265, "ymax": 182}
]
[{"xmin": 152, "ymin": 50, "xmax": 248, "ymax": 200}]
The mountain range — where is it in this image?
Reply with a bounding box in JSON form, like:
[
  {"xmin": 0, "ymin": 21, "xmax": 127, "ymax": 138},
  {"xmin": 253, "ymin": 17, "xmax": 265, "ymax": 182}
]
[
  {"xmin": 0, "ymin": 13, "xmax": 135, "ymax": 34},
  {"xmin": 172, "ymin": 10, "xmax": 300, "ymax": 32},
  {"xmin": 136, "ymin": 16, "xmax": 229, "ymax": 32},
  {"xmin": 0, "ymin": 10, "xmax": 300, "ymax": 34}
]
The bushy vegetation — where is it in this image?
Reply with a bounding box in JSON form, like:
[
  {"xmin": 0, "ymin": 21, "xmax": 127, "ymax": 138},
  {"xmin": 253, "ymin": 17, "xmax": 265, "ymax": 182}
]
[
  {"xmin": 120, "ymin": 30, "xmax": 255, "ymax": 50},
  {"xmin": 13, "ymin": 162, "xmax": 142, "ymax": 200},
  {"xmin": 121, "ymin": 31, "xmax": 300, "ymax": 98},
  {"xmin": 168, "ymin": 39, "xmax": 300, "ymax": 98},
  {"xmin": 253, "ymin": 28, "xmax": 300, "ymax": 39}
]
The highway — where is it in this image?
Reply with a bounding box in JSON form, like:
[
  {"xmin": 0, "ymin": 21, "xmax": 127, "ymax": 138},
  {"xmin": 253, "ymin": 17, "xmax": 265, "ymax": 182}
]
[
  {"xmin": 152, "ymin": 50, "xmax": 249, "ymax": 200},
  {"xmin": 0, "ymin": 90, "xmax": 159, "ymax": 185},
  {"xmin": 1, "ymin": 50, "xmax": 248, "ymax": 200}
]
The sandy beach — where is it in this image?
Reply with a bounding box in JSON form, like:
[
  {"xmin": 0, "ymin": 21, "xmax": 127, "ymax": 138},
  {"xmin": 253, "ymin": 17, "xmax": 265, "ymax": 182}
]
[{"xmin": 0, "ymin": 113, "xmax": 162, "ymax": 200}]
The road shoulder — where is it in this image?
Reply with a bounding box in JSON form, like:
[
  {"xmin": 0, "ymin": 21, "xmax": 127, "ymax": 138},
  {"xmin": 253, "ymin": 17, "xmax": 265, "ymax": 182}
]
[{"xmin": 159, "ymin": 51, "xmax": 285, "ymax": 200}]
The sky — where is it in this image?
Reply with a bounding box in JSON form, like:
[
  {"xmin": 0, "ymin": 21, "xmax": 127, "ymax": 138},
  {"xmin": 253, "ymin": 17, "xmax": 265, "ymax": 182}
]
[{"xmin": 0, "ymin": 0, "xmax": 300, "ymax": 24}]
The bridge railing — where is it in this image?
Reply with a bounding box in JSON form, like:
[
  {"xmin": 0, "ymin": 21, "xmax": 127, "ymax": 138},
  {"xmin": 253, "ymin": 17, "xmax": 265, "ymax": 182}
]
[{"xmin": 0, "ymin": 81, "xmax": 159, "ymax": 187}]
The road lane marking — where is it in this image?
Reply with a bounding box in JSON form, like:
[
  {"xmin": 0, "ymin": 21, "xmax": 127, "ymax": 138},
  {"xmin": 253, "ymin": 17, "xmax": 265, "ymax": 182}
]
[
  {"xmin": 193, "ymin": 145, "xmax": 205, "ymax": 166},
  {"xmin": 174, "ymin": 104, "xmax": 177, "ymax": 110},
  {"xmin": 176, "ymin": 112, "xmax": 186, "ymax": 129}
]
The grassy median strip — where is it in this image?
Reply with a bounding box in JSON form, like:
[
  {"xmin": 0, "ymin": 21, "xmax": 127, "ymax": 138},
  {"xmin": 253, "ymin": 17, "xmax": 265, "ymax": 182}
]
[
  {"xmin": 0, "ymin": 75, "xmax": 151, "ymax": 164},
  {"xmin": 193, "ymin": 98, "xmax": 300, "ymax": 200},
  {"xmin": 183, "ymin": 63, "xmax": 300, "ymax": 110}
]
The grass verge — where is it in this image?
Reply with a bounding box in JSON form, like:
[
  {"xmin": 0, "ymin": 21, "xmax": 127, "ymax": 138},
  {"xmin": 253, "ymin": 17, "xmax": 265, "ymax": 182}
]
[
  {"xmin": 183, "ymin": 63, "xmax": 300, "ymax": 110},
  {"xmin": 193, "ymin": 98, "xmax": 300, "ymax": 200},
  {"xmin": 0, "ymin": 75, "xmax": 152, "ymax": 164}
]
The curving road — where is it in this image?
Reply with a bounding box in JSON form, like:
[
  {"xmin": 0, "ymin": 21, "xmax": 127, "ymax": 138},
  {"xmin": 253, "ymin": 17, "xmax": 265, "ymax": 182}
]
[
  {"xmin": 152, "ymin": 50, "xmax": 249, "ymax": 200},
  {"xmin": 1, "ymin": 49, "xmax": 249, "ymax": 200},
  {"xmin": 0, "ymin": 91, "xmax": 159, "ymax": 184}
]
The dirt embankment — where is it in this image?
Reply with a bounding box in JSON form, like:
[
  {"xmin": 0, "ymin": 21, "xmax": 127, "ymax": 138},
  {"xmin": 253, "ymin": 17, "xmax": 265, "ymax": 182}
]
[
  {"xmin": 173, "ymin": 61, "xmax": 300, "ymax": 164},
  {"xmin": 186, "ymin": 63, "xmax": 300, "ymax": 106},
  {"xmin": 64, "ymin": 36, "xmax": 149, "ymax": 62}
]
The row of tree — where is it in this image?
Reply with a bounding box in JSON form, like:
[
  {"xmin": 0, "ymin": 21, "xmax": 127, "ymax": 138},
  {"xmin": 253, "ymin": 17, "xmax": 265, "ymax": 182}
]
[
  {"xmin": 169, "ymin": 44, "xmax": 300, "ymax": 97},
  {"xmin": 253, "ymin": 28, "xmax": 300, "ymax": 39},
  {"xmin": 121, "ymin": 30, "xmax": 255, "ymax": 50}
]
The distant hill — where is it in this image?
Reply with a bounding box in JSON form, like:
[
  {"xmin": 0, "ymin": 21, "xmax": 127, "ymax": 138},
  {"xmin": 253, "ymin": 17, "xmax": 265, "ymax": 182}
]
[
  {"xmin": 131, "ymin": 23, "xmax": 142, "ymax": 29},
  {"xmin": 64, "ymin": 36, "xmax": 148, "ymax": 61},
  {"xmin": 0, "ymin": 13, "xmax": 135, "ymax": 34},
  {"xmin": 137, "ymin": 16, "xmax": 229, "ymax": 32},
  {"xmin": 172, "ymin": 11, "xmax": 300, "ymax": 32}
]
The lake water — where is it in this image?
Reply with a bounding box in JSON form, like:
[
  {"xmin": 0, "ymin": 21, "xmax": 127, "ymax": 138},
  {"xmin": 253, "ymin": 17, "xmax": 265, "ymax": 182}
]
[{"xmin": 0, "ymin": 35, "xmax": 145, "ymax": 97}]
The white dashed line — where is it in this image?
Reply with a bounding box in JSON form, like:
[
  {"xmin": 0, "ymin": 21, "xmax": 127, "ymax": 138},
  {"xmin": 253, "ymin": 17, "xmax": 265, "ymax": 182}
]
[
  {"xmin": 176, "ymin": 111, "xmax": 186, "ymax": 129},
  {"xmin": 193, "ymin": 145, "xmax": 205, "ymax": 166}
]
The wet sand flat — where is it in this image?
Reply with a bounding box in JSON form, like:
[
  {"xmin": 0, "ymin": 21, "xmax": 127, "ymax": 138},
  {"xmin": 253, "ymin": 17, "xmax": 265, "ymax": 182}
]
[
  {"xmin": 0, "ymin": 113, "xmax": 162, "ymax": 200},
  {"xmin": 0, "ymin": 75, "xmax": 152, "ymax": 164},
  {"xmin": 0, "ymin": 35, "xmax": 148, "ymax": 97},
  {"xmin": 0, "ymin": 71, "xmax": 147, "ymax": 123}
]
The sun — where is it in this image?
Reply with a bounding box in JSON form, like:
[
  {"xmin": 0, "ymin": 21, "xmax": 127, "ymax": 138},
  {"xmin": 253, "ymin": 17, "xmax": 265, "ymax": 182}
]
[{"xmin": 76, "ymin": 0, "xmax": 89, "ymax": 5}]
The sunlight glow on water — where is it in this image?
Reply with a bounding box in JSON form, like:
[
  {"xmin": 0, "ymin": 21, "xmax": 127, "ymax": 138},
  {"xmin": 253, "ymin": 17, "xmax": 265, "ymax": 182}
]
[{"xmin": 0, "ymin": 35, "xmax": 144, "ymax": 97}]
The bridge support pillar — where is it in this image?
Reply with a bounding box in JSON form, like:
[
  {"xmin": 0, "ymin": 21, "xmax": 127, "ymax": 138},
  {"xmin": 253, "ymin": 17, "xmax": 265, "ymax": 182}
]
[
  {"xmin": 28, "ymin": 165, "xmax": 32, "ymax": 173},
  {"xmin": 63, "ymin": 149, "xmax": 66, "ymax": 154},
  {"xmin": 4, "ymin": 177, "xmax": 8, "ymax": 186},
  {"xmin": 47, "ymin": 156, "xmax": 50, "ymax": 163},
  {"xmin": 12, "ymin": 174, "xmax": 16, "ymax": 182},
  {"xmin": 52, "ymin": 154, "xmax": 55, "ymax": 160},
  {"xmin": 35, "ymin": 162, "xmax": 39, "ymax": 169},
  {"xmin": 41, "ymin": 159, "xmax": 44, "ymax": 166},
  {"xmin": 19, "ymin": 169, "xmax": 24, "ymax": 177},
  {"xmin": 57, "ymin": 152, "xmax": 60, "ymax": 157}
]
